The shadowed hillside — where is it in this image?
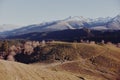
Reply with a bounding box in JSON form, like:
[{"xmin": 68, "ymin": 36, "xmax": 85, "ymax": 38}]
[{"xmin": 6, "ymin": 29, "xmax": 120, "ymax": 43}]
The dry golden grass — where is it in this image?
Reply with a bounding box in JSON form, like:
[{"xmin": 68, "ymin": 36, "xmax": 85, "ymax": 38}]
[
  {"xmin": 42, "ymin": 42, "xmax": 120, "ymax": 80},
  {"xmin": 0, "ymin": 60, "xmax": 80, "ymax": 80},
  {"xmin": 0, "ymin": 42, "xmax": 120, "ymax": 80}
]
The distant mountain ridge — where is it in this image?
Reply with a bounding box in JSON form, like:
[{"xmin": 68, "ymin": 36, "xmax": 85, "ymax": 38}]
[
  {"xmin": 7, "ymin": 29, "xmax": 120, "ymax": 43},
  {"xmin": 0, "ymin": 15, "xmax": 120, "ymax": 38}
]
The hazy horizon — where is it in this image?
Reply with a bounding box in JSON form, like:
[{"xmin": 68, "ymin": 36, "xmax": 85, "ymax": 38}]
[{"xmin": 0, "ymin": 0, "xmax": 120, "ymax": 26}]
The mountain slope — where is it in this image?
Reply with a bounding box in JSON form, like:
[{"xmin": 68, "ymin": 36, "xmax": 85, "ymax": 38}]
[
  {"xmin": 107, "ymin": 15, "xmax": 120, "ymax": 29},
  {"xmin": 7, "ymin": 29, "xmax": 120, "ymax": 43}
]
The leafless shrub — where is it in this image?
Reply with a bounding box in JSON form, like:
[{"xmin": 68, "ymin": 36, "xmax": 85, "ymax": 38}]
[
  {"xmin": 24, "ymin": 44, "xmax": 33, "ymax": 55},
  {"xmin": 80, "ymin": 39, "xmax": 84, "ymax": 43},
  {"xmin": 86, "ymin": 40, "xmax": 89, "ymax": 43},
  {"xmin": 117, "ymin": 43, "xmax": 120, "ymax": 48},
  {"xmin": 32, "ymin": 41, "xmax": 40, "ymax": 47},
  {"xmin": 9, "ymin": 45, "xmax": 18, "ymax": 53},
  {"xmin": 9, "ymin": 51, "xmax": 16, "ymax": 56},
  {"xmin": 0, "ymin": 55, "xmax": 4, "ymax": 59},
  {"xmin": 25, "ymin": 41, "xmax": 32, "ymax": 46},
  {"xmin": 90, "ymin": 41, "xmax": 95, "ymax": 44},
  {"xmin": 101, "ymin": 40, "xmax": 105, "ymax": 44},
  {"xmin": 41, "ymin": 40, "xmax": 46, "ymax": 46},
  {"xmin": 7, "ymin": 55, "xmax": 15, "ymax": 61}
]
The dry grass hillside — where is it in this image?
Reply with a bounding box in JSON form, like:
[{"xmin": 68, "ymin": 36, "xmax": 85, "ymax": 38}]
[
  {"xmin": 0, "ymin": 42, "xmax": 120, "ymax": 80},
  {"xmin": 0, "ymin": 60, "xmax": 80, "ymax": 80},
  {"xmin": 33, "ymin": 42, "xmax": 120, "ymax": 80}
]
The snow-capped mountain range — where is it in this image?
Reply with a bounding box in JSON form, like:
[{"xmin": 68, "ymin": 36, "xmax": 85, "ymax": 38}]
[{"xmin": 0, "ymin": 15, "xmax": 120, "ymax": 37}]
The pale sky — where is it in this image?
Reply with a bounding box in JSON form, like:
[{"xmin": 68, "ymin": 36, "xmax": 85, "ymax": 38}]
[{"xmin": 0, "ymin": 0, "xmax": 120, "ymax": 26}]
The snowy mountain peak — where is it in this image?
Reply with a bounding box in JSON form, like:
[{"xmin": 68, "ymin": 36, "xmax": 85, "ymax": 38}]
[
  {"xmin": 63, "ymin": 16, "xmax": 90, "ymax": 22},
  {"xmin": 64, "ymin": 16, "xmax": 113, "ymax": 23},
  {"xmin": 92, "ymin": 17, "xmax": 112, "ymax": 23}
]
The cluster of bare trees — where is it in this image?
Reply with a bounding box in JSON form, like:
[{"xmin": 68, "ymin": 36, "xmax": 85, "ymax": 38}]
[
  {"xmin": 0, "ymin": 40, "xmax": 46, "ymax": 62},
  {"xmin": 80, "ymin": 39, "xmax": 96, "ymax": 44}
]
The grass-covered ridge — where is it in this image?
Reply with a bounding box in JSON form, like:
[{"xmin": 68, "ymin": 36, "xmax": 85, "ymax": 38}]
[
  {"xmin": 37, "ymin": 42, "xmax": 120, "ymax": 80},
  {"xmin": 0, "ymin": 41, "xmax": 120, "ymax": 80}
]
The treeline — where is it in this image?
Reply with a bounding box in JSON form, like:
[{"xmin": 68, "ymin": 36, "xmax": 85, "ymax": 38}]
[{"xmin": 0, "ymin": 40, "xmax": 45, "ymax": 63}]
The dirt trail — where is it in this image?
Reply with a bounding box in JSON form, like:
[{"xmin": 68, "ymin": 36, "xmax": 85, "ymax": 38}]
[{"xmin": 31, "ymin": 60, "xmax": 79, "ymax": 68}]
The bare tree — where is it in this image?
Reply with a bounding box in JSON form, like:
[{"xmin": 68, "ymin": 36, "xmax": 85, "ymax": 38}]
[{"xmin": 7, "ymin": 55, "xmax": 15, "ymax": 61}]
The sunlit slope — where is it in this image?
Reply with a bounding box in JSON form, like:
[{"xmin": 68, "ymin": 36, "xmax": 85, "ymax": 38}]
[
  {"xmin": 39, "ymin": 42, "xmax": 120, "ymax": 80},
  {"xmin": 40, "ymin": 42, "xmax": 120, "ymax": 62},
  {"xmin": 1, "ymin": 42, "xmax": 120, "ymax": 80},
  {"xmin": 0, "ymin": 60, "xmax": 80, "ymax": 80}
]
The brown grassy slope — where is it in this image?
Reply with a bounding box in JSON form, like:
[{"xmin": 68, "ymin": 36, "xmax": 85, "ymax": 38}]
[
  {"xmin": 39, "ymin": 42, "xmax": 120, "ymax": 80},
  {"xmin": 42, "ymin": 42, "xmax": 120, "ymax": 63},
  {"xmin": 39, "ymin": 42, "xmax": 106, "ymax": 61},
  {"xmin": 0, "ymin": 60, "xmax": 80, "ymax": 80}
]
